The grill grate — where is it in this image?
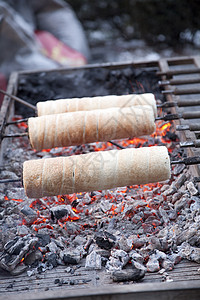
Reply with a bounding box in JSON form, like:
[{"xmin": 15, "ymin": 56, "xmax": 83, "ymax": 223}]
[{"xmin": 1, "ymin": 56, "xmax": 200, "ymax": 299}]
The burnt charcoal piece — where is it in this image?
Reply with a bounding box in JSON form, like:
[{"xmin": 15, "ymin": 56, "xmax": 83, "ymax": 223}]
[
  {"xmin": 36, "ymin": 234, "xmax": 51, "ymax": 247},
  {"xmin": 95, "ymin": 231, "xmax": 116, "ymax": 250},
  {"xmin": 50, "ymin": 205, "xmax": 69, "ymax": 221},
  {"xmin": 164, "ymin": 131, "xmax": 178, "ymax": 141},
  {"xmin": 45, "ymin": 253, "xmax": 57, "ymax": 267},
  {"xmin": 62, "ymin": 254, "xmax": 79, "ymax": 265},
  {"xmin": 61, "ymin": 248, "xmax": 83, "ymax": 265},
  {"xmin": 4, "ymin": 237, "xmax": 19, "ymax": 251},
  {"xmin": 24, "ymin": 250, "xmax": 43, "ymax": 266},
  {"xmin": 111, "ymin": 268, "xmax": 146, "ymax": 282},
  {"xmin": 5, "ymin": 238, "xmax": 25, "ymax": 255},
  {"xmin": 20, "ymin": 205, "xmax": 38, "ymax": 224}
]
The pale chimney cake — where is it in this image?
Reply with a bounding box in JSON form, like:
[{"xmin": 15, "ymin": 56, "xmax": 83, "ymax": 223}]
[
  {"xmin": 36, "ymin": 93, "xmax": 157, "ymax": 117},
  {"xmin": 28, "ymin": 105, "xmax": 156, "ymax": 151},
  {"xmin": 23, "ymin": 146, "xmax": 171, "ymax": 198}
]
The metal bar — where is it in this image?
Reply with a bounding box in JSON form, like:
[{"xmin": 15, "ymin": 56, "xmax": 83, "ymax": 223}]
[
  {"xmin": 0, "ymin": 89, "xmax": 36, "ymax": 111},
  {"xmin": 157, "ymin": 68, "xmax": 200, "ymax": 77},
  {"xmin": 3, "ymin": 133, "xmax": 28, "ymax": 138},
  {"xmin": 109, "ymin": 141, "xmax": 125, "ymax": 149},
  {"xmin": 6, "ymin": 118, "xmax": 28, "ymax": 125},
  {"xmin": 157, "ymin": 99, "xmax": 200, "ymax": 108},
  {"xmin": 156, "ymin": 114, "xmax": 181, "ymax": 121},
  {"xmin": 159, "ymin": 78, "xmax": 200, "ymax": 86},
  {"xmin": 156, "ymin": 111, "xmax": 200, "ymax": 121},
  {"xmin": 0, "ymin": 178, "xmax": 21, "ymax": 184},
  {"xmin": 171, "ymin": 156, "xmax": 200, "ymax": 165},
  {"xmin": 182, "ymin": 111, "xmax": 200, "ymax": 119},
  {"xmin": 162, "ymin": 88, "xmax": 200, "ymax": 95},
  {"xmin": 176, "ymin": 124, "xmax": 200, "ymax": 131},
  {"xmin": 180, "ymin": 140, "xmax": 200, "ymax": 148}
]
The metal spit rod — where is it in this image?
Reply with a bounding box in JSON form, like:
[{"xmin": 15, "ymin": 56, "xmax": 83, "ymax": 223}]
[
  {"xmin": 176, "ymin": 124, "xmax": 200, "ymax": 131},
  {"xmin": 157, "ymin": 99, "xmax": 200, "ymax": 109},
  {"xmin": 162, "ymin": 88, "xmax": 200, "ymax": 95},
  {"xmin": 180, "ymin": 140, "xmax": 200, "ymax": 148},
  {"xmin": 159, "ymin": 78, "xmax": 200, "ymax": 86},
  {"xmin": 171, "ymin": 156, "xmax": 200, "ymax": 165},
  {"xmin": 156, "ymin": 111, "xmax": 200, "ymax": 121},
  {"xmin": 1, "ymin": 157, "xmax": 200, "ymax": 184},
  {"xmin": 0, "ymin": 89, "xmax": 36, "ymax": 111},
  {"xmin": 157, "ymin": 68, "xmax": 200, "ymax": 77}
]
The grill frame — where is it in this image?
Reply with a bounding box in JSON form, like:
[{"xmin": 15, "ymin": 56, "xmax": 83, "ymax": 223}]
[{"xmin": 1, "ymin": 56, "xmax": 200, "ymax": 298}]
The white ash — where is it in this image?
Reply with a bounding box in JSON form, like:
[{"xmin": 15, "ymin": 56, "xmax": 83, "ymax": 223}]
[{"xmin": 85, "ymin": 250, "xmax": 102, "ymax": 270}]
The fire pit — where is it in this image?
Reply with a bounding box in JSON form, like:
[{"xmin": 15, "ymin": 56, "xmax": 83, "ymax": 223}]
[{"xmin": 1, "ymin": 56, "xmax": 200, "ymax": 299}]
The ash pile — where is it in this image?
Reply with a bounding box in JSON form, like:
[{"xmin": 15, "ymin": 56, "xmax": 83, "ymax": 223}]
[{"xmin": 1, "ymin": 119, "xmax": 200, "ymax": 283}]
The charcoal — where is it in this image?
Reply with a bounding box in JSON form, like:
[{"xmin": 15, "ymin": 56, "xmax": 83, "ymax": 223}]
[
  {"xmin": 172, "ymin": 192, "xmax": 183, "ymax": 204},
  {"xmin": 84, "ymin": 237, "xmax": 94, "ymax": 252},
  {"xmin": 46, "ymin": 241, "xmax": 58, "ymax": 253},
  {"xmin": 7, "ymin": 239, "xmax": 25, "ymax": 255},
  {"xmin": 187, "ymin": 182, "xmax": 198, "ymax": 196},
  {"xmin": 118, "ymin": 235, "xmax": 132, "ymax": 252},
  {"xmin": 45, "ymin": 252, "xmax": 57, "ymax": 267},
  {"xmin": 168, "ymin": 253, "xmax": 182, "ymax": 265},
  {"xmin": 36, "ymin": 234, "xmax": 51, "ymax": 247},
  {"xmin": 64, "ymin": 266, "xmax": 72, "ymax": 273},
  {"xmin": 162, "ymin": 186, "xmax": 177, "ymax": 197},
  {"xmin": 95, "ymin": 248, "xmax": 110, "ymax": 258},
  {"xmin": 132, "ymin": 260, "xmax": 147, "ymax": 273},
  {"xmin": 111, "ymin": 268, "xmax": 146, "ymax": 282},
  {"xmin": 37, "ymin": 262, "xmax": 46, "ymax": 273},
  {"xmin": 146, "ymin": 253, "xmax": 161, "ymax": 273},
  {"xmin": 143, "ymin": 190, "xmax": 153, "ymax": 199},
  {"xmin": 100, "ymin": 200, "xmax": 113, "ymax": 212},
  {"xmin": 73, "ymin": 236, "xmax": 87, "ymax": 246},
  {"xmin": 50, "ymin": 205, "xmax": 70, "ymax": 220},
  {"xmin": 174, "ymin": 173, "xmax": 187, "ymax": 189},
  {"xmin": 85, "ymin": 250, "xmax": 102, "ymax": 270},
  {"xmin": 17, "ymin": 225, "xmax": 29, "ymax": 236},
  {"xmin": 161, "ymin": 259, "xmax": 174, "ymax": 271},
  {"xmin": 131, "ymin": 235, "xmax": 147, "ymax": 249},
  {"xmin": 10, "ymin": 264, "xmax": 28, "ymax": 276},
  {"xmin": 1, "ymin": 237, "xmax": 38, "ymax": 272},
  {"xmin": 160, "ymin": 184, "xmax": 170, "ymax": 192},
  {"xmin": 129, "ymin": 250, "xmax": 144, "ymax": 264},
  {"xmin": 24, "ymin": 250, "xmax": 43, "ymax": 265},
  {"xmin": 176, "ymin": 226, "xmax": 198, "ymax": 245},
  {"xmin": 4, "ymin": 237, "xmax": 19, "ymax": 251},
  {"xmin": 190, "ymin": 198, "xmax": 200, "ymax": 211},
  {"xmin": 106, "ymin": 249, "xmax": 129, "ymax": 272},
  {"xmin": 60, "ymin": 246, "xmax": 85, "ymax": 265},
  {"xmin": 174, "ymin": 196, "xmax": 189, "ymax": 213},
  {"xmin": 178, "ymin": 242, "xmax": 200, "ymax": 263},
  {"xmin": 95, "ymin": 231, "xmax": 116, "ymax": 250},
  {"xmin": 27, "ymin": 269, "xmax": 36, "ymax": 277},
  {"xmin": 173, "ymin": 164, "xmax": 185, "ymax": 175},
  {"xmin": 159, "ymin": 207, "xmax": 169, "ymax": 224},
  {"xmin": 20, "ymin": 205, "xmax": 37, "ymax": 218}
]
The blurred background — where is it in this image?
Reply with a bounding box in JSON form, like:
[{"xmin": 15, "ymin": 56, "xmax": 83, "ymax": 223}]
[{"xmin": 67, "ymin": 0, "xmax": 200, "ymax": 63}]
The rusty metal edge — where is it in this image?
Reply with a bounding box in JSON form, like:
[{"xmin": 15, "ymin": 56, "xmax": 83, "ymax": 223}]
[
  {"xmin": 15, "ymin": 59, "xmax": 159, "ymax": 76},
  {"xmin": 0, "ymin": 72, "xmax": 19, "ymax": 164},
  {"xmin": 2, "ymin": 279, "xmax": 200, "ymax": 300}
]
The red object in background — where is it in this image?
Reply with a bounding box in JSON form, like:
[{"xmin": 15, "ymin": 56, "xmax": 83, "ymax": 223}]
[
  {"xmin": 35, "ymin": 30, "xmax": 87, "ymax": 67},
  {"xmin": 0, "ymin": 73, "xmax": 7, "ymax": 107}
]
